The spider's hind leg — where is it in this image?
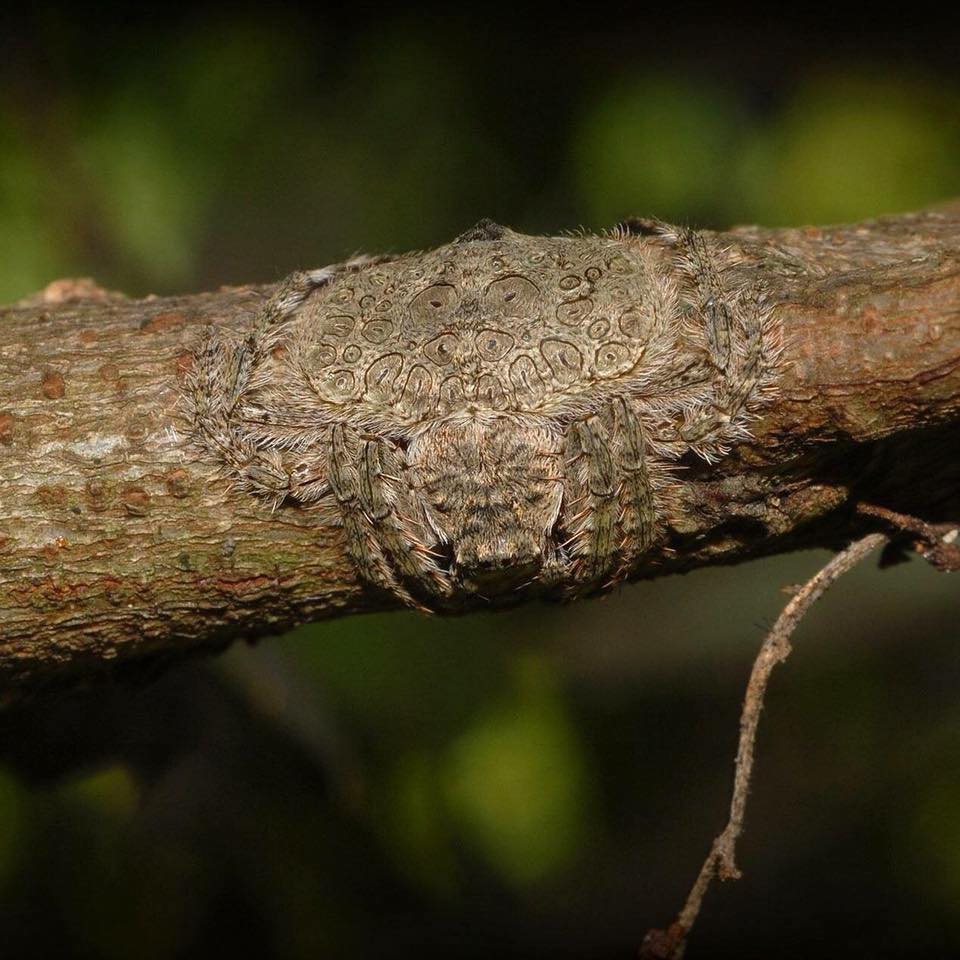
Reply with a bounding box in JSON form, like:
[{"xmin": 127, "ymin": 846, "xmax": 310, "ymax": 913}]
[
  {"xmin": 184, "ymin": 326, "xmax": 298, "ymax": 503},
  {"xmin": 184, "ymin": 262, "xmax": 343, "ymax": 500}
]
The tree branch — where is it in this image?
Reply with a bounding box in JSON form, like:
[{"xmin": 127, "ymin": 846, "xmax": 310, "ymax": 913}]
[{"xmin": 1, "ymin": 209, "xmax": 959, "ymax": 695}]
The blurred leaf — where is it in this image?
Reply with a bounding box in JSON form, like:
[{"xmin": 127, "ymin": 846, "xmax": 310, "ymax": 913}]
[
  {"xmin": 60, "ymin": 835, "xmax": 208, "ymax": 960},
  {"xmin": 737, "ymin": 73, "xmax": 960, "ymax": 225},
  {"xmin": 75, "ymin": 103, "xmax": 206, "ymax": 285},
  {"xmin": 283, "ymin": 612, "xmax": 510, "ymax": 745},
  {"xmin": 379, "ymin": 750, "xmax": 461, "ymax": 897},
  {"xmin": 59, "ymin": 765, "xmax": 139, "ymax": 819},
  {"xmin": 906, "ymin": 775, "xmax": 960, "ymax": 916},
  {"xmin": 442, "ymin": 655, "xmax": 590, "ymax": 886},
  {"xmin": 574, "ymin": 78, "xmax": 745, "ymax": 226},
  {"xmin": 174, "ymin": 19, "xmax": 302, "ymax": 147},
  {"xmin": 0, "ymin": 120, "xmax": 69, "ymax": 300}
]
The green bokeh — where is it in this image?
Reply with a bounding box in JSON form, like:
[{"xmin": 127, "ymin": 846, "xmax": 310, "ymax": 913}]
[
  {"xmin": 736, "ymin": 73, "xmax": 960, "ymax": 225},
  {"xmin": 441, "ymin": 656, "xmax": 589, "ymax": 886},
  {"xmin": 574, "ymin": 78, "xmax": 746, "ymax": 226},
  {"xmin": 58, "ymin": 765, "xmax": 139, "ymax": 819}
]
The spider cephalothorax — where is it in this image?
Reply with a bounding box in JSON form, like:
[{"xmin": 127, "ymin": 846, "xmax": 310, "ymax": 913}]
[{"xmin": 186, "ymin": 221, "xmax": 780, "ymax": 608}]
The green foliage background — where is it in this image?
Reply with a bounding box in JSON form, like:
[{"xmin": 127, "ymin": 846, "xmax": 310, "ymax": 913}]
[{"xmin": 1, "ymin": 11, "xmax": 958, "ymax": 958}]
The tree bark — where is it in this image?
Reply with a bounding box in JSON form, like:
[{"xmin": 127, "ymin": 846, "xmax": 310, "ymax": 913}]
[{"xmin": 2, "ymin": 209, "xmax": 959, "ymax": 697}]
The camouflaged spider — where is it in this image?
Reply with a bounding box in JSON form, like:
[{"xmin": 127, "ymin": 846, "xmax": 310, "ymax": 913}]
[{"xmin": 186, "ymin": 220, "xmax": 780, "ymax": 608}]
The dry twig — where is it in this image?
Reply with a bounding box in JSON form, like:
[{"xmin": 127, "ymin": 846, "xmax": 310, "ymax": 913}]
[
  {"xmin": 640, "ymin": 533, "xmax": 888, "ymax": 959},
  {"xmin": 856, "ymin": 503, "xmax": 960, "ymax": 572}
]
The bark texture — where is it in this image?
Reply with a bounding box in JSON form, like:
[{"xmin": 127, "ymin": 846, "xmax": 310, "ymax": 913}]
[{"xmin": 2, "ymin": 210, "xmax": 959, "ymax": 696}]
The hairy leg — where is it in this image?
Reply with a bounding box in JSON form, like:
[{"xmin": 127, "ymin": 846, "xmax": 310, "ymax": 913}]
[
  {"xmin": 611, "ymin": 398, "xmax": 659, "ymax": 570},
  {"xmin": 185, "ymin": 327, "xmax": 300, "ymax": 503},
  {"xmin": 560, "ymin": 399, "xmax": 662, "ymax": 594},
  {"xmin": 619, "ymin": 219, "xmax": 781, "ymax": 462},
  {"xmin": 187, "ymin": 256, "xmax": 391, "ymax": 503},
  {"xmin": 667, "ymin": 226, "xmax": 780, "ymax": 460},
  {"xmin": 328, "ymin": 424, "xmax": 452, "ymax": 607},
  {"xmin": 562, "ymin": 412, "xmax": 619, "ymax": 589}
]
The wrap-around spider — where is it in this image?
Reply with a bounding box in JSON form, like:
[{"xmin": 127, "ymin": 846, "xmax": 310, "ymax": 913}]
[{"xmin": 187, "ymin": 220, "xmax": 779, "ymax": 608}]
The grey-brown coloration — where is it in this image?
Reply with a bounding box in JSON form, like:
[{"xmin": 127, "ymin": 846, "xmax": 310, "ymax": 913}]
[
  {"xmin": 185, "ymin": 221, "xmax": 781, "ymax": 608},
  {"xmin": 2, "ymin": 207, "xmax": 959, "ymax": 692}
]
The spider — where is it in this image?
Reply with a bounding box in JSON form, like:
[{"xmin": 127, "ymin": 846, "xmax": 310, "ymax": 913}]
[{"xmin": 186, "ymin": 220, "xmax": 779, "ymax": 608}]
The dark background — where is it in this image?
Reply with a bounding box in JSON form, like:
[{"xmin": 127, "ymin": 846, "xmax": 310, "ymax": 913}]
[{"xmin": 1, "ymin": 8, "xmax": 959, "ymax": 958}]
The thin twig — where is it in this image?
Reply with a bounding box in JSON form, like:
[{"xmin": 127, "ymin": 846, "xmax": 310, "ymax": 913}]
[
  {"xmin": 640, "ymin": 533, "xmax": 888, "ymax": 959},
  {"xmin": 856, "ymin": 503, "xmax": 960, "ymax": 572}
]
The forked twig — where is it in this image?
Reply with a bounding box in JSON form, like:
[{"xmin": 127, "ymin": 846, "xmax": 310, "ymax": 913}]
[
  {"xmin": 856, "ymin": 503, "xmax": 960, "ymax": 572},
  {"xmin": 640, "ymin": 533, "xmax": 888, "ymax": 959}
]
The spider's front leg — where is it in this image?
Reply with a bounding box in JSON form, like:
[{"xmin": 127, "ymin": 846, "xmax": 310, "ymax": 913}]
[
  {"xmin": 327, "ymin": 424, "xmax": 452, "ymax": 609},
  {"xmin": 559, "ymin": 398, "xmax": 666, "ymax": 595}
]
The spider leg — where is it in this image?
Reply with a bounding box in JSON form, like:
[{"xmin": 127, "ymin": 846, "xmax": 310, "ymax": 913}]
[
  {"xmin": 562, "ymin": 412, "xmax": 618, "ymax": 590},
  {"xmin": 558, "ymin": 398, "xmax": 669, "ymax": 595},
  {"xmin": 328, "ymin": 424, "xmax": 452, "ymax": 608},
  {"xmin": 188, "ymin": 252, "xmax": 386, "ymax": 438},
  {"xmin": 184, "ymin": 326, "xmax": 297, "ymax": 503},
  {"xmin": 610, "ymin": 398, "xmax": 660, "ymax": 572},
  {"xmin": 187, "ymin": 258, "xmax": 388, "ymax": 503},
  {"xmin": 668, "ymin": 228, "xmax": 779, "ymax": 460}
]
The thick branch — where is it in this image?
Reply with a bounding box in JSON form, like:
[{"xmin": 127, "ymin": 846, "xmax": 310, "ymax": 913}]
[{"xmin": 2, "ymin": 210, "xmax": 959, "ymax": 693}]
